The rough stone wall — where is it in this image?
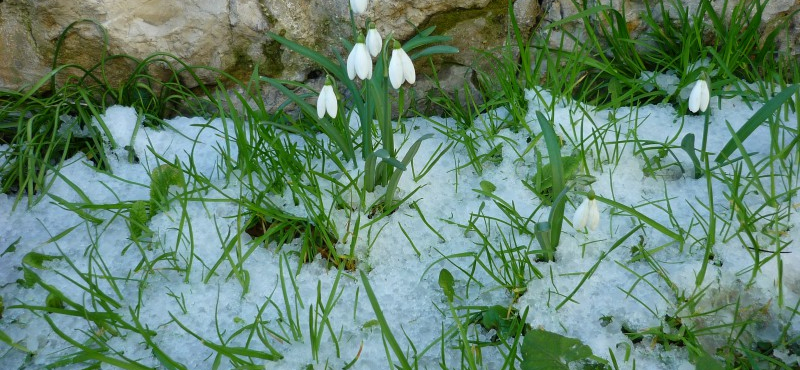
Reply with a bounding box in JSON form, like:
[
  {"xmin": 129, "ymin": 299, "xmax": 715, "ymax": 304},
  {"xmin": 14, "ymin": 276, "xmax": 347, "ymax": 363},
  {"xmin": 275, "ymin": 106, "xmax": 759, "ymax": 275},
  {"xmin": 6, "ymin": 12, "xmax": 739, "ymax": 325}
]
[
  {"xmin": 0, "ymin": 0, "xmax": 797, "ymax": 103},
  {"xmin": 0, "ymin": 0, "xmax": 538, "ymax": 89}
]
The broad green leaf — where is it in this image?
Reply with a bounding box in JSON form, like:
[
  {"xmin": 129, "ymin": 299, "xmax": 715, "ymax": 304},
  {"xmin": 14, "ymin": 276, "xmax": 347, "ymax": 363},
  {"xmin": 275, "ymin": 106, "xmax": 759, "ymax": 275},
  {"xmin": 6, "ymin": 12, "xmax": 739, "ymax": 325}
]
[
  {"xmin": 536, "ymin": 111, "xmax": 566, "ymax": 260},
  {"xmin": 150, "ymin": 163, "xmax": 185, "ymax": 214},
  {"xmin": 128, "ymin": 200, "xmax": 149, "ymax": 241},
  {"xmin": 474, "ymin": 305, "xmax": 530, "ymax": 340},
  {"xmin": 410, "ymin": 45, "xmax": 459, "ymax": 60},
  {"xmin": 438, "ymin": 268, "xmax": 455, "ymax": 302},
  {"xmin": 22, "ymin": 252, "xmax": 63, "ymax": 270},
  {"xmin": 521, "ymin": 329, "xmax": 594, "ymax": 370},
  {"xmin": 45, "ymin": 292, "xmax": 65, "ymax": 309},
  {"xmin": 680, "ymin": 133, "xmax": 702, "ymax": 179},
  {"xmin": 17, "ymin": 268, "xmax": 39, "ymax": 288},
  {"xmin": 480, "ymin": 180, "xmax": 497, "ymax": 194}
]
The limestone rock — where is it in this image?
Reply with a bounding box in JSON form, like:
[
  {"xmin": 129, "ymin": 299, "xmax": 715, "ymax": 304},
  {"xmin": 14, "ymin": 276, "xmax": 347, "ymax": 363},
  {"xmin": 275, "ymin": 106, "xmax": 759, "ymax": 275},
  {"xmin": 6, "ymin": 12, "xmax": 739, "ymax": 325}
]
[
  {"xmin": 0, "ymin": 0, "xmax": 796, "ymax": 111},
  {"xmin": 0, "ymin": 0, "xmax": 539, "ymax": 94}
]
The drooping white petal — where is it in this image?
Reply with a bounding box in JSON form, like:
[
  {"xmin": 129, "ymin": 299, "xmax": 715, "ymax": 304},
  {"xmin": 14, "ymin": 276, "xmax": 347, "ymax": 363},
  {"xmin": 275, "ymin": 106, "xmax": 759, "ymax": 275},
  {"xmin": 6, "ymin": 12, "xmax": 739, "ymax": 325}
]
[
  {"xmin": 572, "ymin": 198, "xmax": 590, "ymax": 230},
  {"xmin": 350, "ymin": 0, "xmax": 368, "ymax": 14},
  {"xmin": 400, "ymin": 48, "xmax": 416, "ymax": 85},
  {"xmin": 587, "ymin": 199, "xmax": 600, "ymax": 231},
  {"xmin": 688, "ymin": 79, "xmax": 710, "ymax": 113},
  {"xmin": 389, "ymin": 48, "xmax": 404, "ymax": 89},
  {"xmin": 316, "ymin": 87, "xmax": 327, "ymax": 118},
  {"xmin": 353, "ymin": 43, "xmax": 372, "ymax": 80},
  {"xmin": 366, "ymin": 28, "xmax": 382, "ymax": 58},
  {"xmin": 324, "ymin": 85, "xmax": 338, "ymax": 118},
  {"xmin": 698, "ymin": 80, "xmax": 710, "ymax": 112},
  {"xmin": 317, "ymin": 84, "xmax": 337, "ymax": 119},
  {"xmin": 347, "ymin": 49, "xmax": 357, "ymax": 80},
  {"xmin": 347, "ymin": 43, "xmax": 372, "ymax": 80}
]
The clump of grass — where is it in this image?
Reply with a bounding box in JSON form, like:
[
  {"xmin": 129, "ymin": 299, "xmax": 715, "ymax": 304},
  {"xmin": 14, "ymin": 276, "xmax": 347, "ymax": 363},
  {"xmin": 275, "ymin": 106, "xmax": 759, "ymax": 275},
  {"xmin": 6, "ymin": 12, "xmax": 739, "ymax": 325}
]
[{"xmin": 0, "ymin": 20, "xmax": 231, "ymax": 209}]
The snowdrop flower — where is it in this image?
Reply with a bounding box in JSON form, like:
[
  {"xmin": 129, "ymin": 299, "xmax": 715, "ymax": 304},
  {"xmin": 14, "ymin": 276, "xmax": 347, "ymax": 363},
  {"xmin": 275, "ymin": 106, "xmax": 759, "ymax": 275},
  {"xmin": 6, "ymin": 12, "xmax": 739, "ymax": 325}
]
[
  {"xmin": 316, "ymin": 77, "xmax": 337, "ymax": 119},
  {"xmin": 350, "ymin": 0, "xmax": 368, "ymax": 14},
  {"xmin": 572, "ymin": 193, "xmax": 600, "ymax": 232},
  {"xmin": 388, "ymin": 41, "xmax": 415, "ymax": 89},
  {"xmin": 365, "ymin": 24, "xmax": 382, "ymax": 58},
  {"xmin": 347, "ymin": 35, "xmax": 372, "ymax": 80},
  {"xmin": 688, "ymin": 79, "xmax": 710, "ymax": 113}
]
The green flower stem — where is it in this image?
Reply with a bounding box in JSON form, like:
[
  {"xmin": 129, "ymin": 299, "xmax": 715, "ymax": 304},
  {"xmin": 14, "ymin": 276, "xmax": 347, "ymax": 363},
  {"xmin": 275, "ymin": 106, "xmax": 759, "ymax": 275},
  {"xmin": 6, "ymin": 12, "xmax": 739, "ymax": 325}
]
[{"xmin": 695, "ymin": 110, "xmax": 716, "ymax": 287}]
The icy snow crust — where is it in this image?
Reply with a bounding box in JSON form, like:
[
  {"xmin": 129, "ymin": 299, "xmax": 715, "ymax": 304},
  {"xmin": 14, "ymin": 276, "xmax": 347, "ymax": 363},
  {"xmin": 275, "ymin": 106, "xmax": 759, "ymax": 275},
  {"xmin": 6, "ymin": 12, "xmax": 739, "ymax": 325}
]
[{"xmin": 1, "ymin": 88, "xmax": 799, "ymax": 369}]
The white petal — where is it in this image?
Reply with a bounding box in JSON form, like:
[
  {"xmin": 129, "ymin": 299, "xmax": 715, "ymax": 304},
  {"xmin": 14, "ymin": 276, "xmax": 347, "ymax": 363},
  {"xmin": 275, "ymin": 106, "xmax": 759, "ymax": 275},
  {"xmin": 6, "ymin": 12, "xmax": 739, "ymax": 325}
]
[
  {"xmin": 324, "ymin": 85, "xmax": 338, "ymax": 118},
  {"xmin": 389, "ymin": 49, "xmax": 404, "ymax": 89},
  {"xmin": 587, "ymin": 199, "xmax": 600, "ymax": 231},
  {"xmin": 688, "ymin": 79, "xmax": 709, "ymax": 113},
  {"xmin": 316, "ymin": 88, "xmax": 327, "ymax": 118},
  {"xmin": 400, "ymin": 49, "xmax": 416, "ymax": 85},
  {"xmin": 350, "ymin": 0, "xmax": 368, "ymax": 13},
  {"xmin": 354, "ymin": 43, "xmax": 372, "ymax": 80},
  {"xmin": 347, "ymin": 49, "xmax": 357, "ymax": 80},
  {"xmin": 688, "ymin": 82, "xmax": 701, "ymax": 113},
  {"xmin": 572, "ymin": 198, "xmax": 590, "ymax": 230},
  {"xmin": 698, "ymin": 80, "xmax": 710, "ymax": 112},
  {"xmin": 366, "ymin": 29, "xmax": 382, "ymax": 57}
]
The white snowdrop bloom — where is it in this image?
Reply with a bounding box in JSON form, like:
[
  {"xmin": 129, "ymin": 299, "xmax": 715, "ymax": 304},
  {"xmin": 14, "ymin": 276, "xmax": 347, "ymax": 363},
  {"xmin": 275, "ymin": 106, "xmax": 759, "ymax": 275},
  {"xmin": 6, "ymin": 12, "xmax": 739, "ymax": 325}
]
[
  {"xmin": 688, "ymin": 79, "xmax": 710, "ymax": 113},
  {"xmin": 366, "ymin": 26, "xmax": 382, "ymax": 58},
  {"xmin": 316, "ymin": 80, "xmax": 337, "ymax": 119},
  {"xmin": 350, "ymin": 0, "xmax": 368, "ymax": 14},
  {"xmin": 572, "ymin": 196, "xmax": 600, "ymax": 232},
  {"xmin": 347, "ymin": 41, "xmax": 372, "ymax": 80},
  {"xmin": 388, "ymin": 43, "xmax": 415, "ymax": 89}
]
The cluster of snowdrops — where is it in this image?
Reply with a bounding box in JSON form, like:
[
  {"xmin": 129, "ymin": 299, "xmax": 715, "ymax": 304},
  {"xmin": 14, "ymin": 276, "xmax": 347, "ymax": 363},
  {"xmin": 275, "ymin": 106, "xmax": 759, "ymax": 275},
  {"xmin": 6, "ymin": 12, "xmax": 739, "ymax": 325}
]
[{"xmin": 321, "ymin": 0, "xmax": 713, "ymax": 234}]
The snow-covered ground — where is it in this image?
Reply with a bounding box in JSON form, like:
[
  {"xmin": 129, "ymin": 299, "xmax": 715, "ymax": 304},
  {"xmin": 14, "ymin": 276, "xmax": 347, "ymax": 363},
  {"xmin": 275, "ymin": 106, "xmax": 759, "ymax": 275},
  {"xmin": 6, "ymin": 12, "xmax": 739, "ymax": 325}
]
[{"xmin": 1, "ymin": 83, "xmax": 799, "ymax": 369}]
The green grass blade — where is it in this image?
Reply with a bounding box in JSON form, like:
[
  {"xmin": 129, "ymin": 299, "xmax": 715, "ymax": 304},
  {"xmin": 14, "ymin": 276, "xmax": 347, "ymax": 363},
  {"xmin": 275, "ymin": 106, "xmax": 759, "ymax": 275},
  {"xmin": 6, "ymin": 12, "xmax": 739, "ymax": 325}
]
[
  {"xmin": 0, "ymin": 328, "xmax": 31, "ymax": 353},
  {"xmin": 359, "ymin": 270, "xmax": 413, "ymax": 370},
  {"xmin": 591, "ymin": 194, "xmax": 684, "ymax": 245}
]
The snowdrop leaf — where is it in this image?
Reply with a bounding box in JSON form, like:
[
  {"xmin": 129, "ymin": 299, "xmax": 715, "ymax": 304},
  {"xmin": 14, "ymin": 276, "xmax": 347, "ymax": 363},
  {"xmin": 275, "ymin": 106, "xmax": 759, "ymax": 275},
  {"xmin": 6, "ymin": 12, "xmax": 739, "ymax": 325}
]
[
  {"xmin": 409, "ymin": 45, "xmax": 459, "ymax": 60},
  {"xmin": 22, "ymin": 252, "xmax": 63, "ymax": 270},
  {"xmin": 438, "ymin": 269, "xmax": 455, "ymax": 302},
  {"xmin": 521, "ymin": 329, "xmax": 594, "ymax": 370},
  {"xmin": 403, "ymin": 27, "xmax": 451, "ymax": 51},
  {"xmin": 715, "ymin": 85, "xmax": 799, "ymax": 164}
]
